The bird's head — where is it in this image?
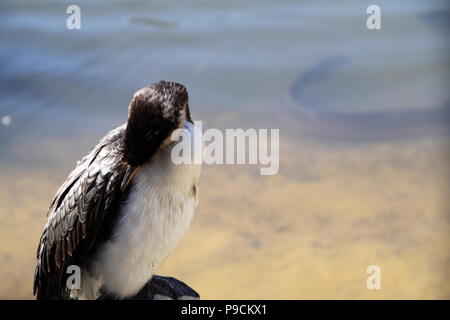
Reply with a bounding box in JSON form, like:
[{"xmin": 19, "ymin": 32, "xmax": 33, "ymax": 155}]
[{"xmin": 124, "ymin": 80, "xmax": 192, "ymax": 167}]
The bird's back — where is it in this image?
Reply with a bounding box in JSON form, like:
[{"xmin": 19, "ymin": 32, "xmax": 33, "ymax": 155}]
[{"xmin": 34, "ymin": 124, "xmax": 129, "ymax": 299}]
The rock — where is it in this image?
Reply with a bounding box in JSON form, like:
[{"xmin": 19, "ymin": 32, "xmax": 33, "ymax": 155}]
[{"xmin": 97, "ymin": 275, "xmax": 200, "ymax": 300}]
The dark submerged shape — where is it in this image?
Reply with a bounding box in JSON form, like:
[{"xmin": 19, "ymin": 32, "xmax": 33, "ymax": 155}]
[{"xmin": 33, "ymin": 81, "xmax": 192, "ymax": 300}]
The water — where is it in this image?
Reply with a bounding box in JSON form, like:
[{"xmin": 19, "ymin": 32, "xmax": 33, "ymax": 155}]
[
  {"xmin": 0, "ymin": 1, "xmax": 449, "ymax": 299},
  {"xmin": 1, "ymin": 0, "xmax": 449, "ymax": 161}
]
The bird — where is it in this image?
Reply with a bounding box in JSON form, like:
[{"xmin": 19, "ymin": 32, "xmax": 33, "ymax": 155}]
[{"xmin": 33, "ymin": 81, "xmax": 202, "ymax": 300}]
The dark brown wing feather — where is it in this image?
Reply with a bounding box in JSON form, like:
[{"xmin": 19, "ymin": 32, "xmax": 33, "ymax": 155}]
[{"xmin": 33, "ymin": 124, "xmax": 131, "ymax": 300}]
